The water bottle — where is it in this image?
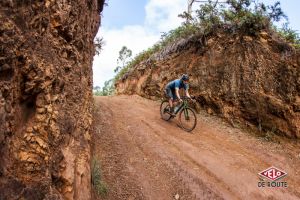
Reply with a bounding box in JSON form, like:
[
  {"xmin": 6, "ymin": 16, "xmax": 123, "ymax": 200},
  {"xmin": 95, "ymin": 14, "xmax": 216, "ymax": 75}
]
[{"xmin": 174, "ymin": 105, "xmax": 180, "ymax": 113}]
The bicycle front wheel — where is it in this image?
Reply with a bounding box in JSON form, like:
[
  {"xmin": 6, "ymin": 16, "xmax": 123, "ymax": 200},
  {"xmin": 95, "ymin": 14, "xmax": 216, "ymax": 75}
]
[{"xmin": 179, "ymin": 107, "xmax": 197, "ymax": 132}]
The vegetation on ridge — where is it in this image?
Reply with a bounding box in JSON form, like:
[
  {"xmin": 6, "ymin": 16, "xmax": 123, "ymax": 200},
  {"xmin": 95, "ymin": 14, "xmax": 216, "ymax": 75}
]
[{"xmin": 113, "ymin": 0, "xmax": 299, "ymax": 83}]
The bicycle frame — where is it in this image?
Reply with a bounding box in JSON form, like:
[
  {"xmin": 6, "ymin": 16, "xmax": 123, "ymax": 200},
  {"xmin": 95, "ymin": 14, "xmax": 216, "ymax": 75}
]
[
  {"xmin": 161, "ymin": 96, "xmax": 197, "ymax": 131},
  {"xmin": 174, "ymin": 98, "xmax": 189, "ymax": 119}
]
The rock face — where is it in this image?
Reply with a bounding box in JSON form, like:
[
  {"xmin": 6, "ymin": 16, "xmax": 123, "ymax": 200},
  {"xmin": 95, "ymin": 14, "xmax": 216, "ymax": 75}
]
[
  {"xmin": 116, "ymin": 30, "xmax": 300, "ymax": 138},
  {"xmin": 0, "ymin": 0, "xmax": 104, "ymax": 199}
]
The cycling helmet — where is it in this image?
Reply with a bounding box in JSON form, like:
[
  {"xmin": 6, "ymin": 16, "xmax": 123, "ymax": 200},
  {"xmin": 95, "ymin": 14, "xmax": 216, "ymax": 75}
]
[{"xmin": 181, "ymin": 74, "xmax": 189, "ymax": 81}]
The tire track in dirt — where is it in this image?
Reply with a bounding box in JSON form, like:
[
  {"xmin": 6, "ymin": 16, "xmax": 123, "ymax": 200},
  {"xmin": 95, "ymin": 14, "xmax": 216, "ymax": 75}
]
[
  {"xmin": 141, "ymin": 119, "xmax": 237, "ymax": 199},
  {"xmin": 139, "ymin": 111, "xmax": 298, "ymax": 199},
  {"xmin": 138, "ymin": 98, "xmax": 300, "ymax": 199}
]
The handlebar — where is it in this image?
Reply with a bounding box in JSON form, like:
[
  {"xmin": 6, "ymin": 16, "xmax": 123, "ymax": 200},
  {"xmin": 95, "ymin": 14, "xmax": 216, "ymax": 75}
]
[{"xmin": 181, "ymin": 96, "xmax": 195, "ymax": 100}]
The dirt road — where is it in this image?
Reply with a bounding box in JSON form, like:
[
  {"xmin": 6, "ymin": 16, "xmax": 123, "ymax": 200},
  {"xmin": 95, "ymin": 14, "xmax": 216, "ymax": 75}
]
[{"xmin": 92, "ymin": 95, "xmax": 300, "ymax": 200}]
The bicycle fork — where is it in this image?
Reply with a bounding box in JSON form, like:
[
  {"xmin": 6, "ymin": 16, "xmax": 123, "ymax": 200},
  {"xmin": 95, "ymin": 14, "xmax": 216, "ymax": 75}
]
[{"xmin": 184, "ymin": 108, "xmax": 190, "ymax": 120}]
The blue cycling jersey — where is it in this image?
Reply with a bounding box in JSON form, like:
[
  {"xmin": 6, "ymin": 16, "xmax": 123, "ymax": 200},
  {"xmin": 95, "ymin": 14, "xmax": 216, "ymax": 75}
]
[{"xmin": 166, "ymin": 79, "xmax": 188, "ymax": 91}]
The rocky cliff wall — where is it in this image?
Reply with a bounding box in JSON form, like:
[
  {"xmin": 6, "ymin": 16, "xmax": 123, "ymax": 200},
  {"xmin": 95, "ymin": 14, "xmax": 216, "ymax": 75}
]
[
  {"xmin": 116, "ymin": 30, "xmax": 300, "ymax": 138},
  {"xmin": 0, "ymin": 0, "xmax": 104, "ymax": 199}
]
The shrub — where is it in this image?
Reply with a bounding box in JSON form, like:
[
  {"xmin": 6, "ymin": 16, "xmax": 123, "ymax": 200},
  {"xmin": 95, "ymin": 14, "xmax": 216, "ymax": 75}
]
[
  {"xmin": 94, "ymin": 37, "xmax": 105, "ymax": 56},
  {"xmin": 276, "ymin": 23, "xmax": 300, "ymax": 47},
  {"xmin": 195, "ymin": 1, "xmax": 222, "ymax": 34},
  {"xmin": 91, "ymin": 158, "xmax": 108, "ymax": 196},
  {"xmin": 160, "ymin": 24, "xmax": 199, "ymax": 46},
  {"xmin": 223, "ymin": 0, "xmax": 283, "ymax": 36}
]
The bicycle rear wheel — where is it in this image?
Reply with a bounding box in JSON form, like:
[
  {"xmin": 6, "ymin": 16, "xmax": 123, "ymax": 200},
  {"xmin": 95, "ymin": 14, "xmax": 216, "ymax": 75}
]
[
  {"xmin": 179, "ymin": 107, "xmax": 197, "ymax": 132},
  {"xmin": 160, "ymin": 100, "xmax": 172, "ymax": 121}
]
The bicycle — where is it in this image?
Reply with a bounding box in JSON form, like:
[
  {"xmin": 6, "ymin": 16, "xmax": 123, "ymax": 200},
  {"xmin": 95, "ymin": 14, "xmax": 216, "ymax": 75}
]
[{"xmin": 160, "ymin": 96, "xmax": 197, "ymax": 132}]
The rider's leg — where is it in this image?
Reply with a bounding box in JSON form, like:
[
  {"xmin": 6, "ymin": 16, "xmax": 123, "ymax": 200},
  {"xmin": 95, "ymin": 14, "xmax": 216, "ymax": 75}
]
[
  {"xmin": 170, "ymin": 91, "xmax": 177, "ymax": 116},
  {"xmin": 169, "ymin": 98, "xmax": 173, "ymax": 111},
  {"xmin": 166, "ymin": 88, "xmax": 174, "ymax": 110},
  {"xmin": 169, "ymin": 98, "xmax": 176, "ymax": 116}
]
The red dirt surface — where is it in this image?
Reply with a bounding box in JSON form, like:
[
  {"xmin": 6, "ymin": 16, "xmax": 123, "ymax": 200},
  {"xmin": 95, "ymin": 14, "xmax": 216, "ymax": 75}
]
[{"xmin": 92, "ymin": 95, "xmax": 300, "ymax": 200}]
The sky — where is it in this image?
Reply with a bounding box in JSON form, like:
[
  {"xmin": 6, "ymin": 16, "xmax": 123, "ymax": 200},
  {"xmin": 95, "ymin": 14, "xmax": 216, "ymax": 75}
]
[{"xmin": 92, "ymin": 0, "xmax": 300, "ymax": 88}]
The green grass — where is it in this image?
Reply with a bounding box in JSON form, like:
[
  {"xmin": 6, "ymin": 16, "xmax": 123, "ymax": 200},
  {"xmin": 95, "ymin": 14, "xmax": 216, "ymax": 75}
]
[{"xmin": 91, "ymin": 158, "xmax": 108, "ymax": 196}]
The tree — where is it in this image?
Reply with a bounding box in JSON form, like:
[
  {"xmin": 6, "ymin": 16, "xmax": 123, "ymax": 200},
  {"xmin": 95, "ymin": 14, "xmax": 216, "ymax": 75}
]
[
  {"xmin": 93, "ymin": 86, "xmax": 101, "ymax": 91},
  {"xmin": 268, "ymin": 1, "xmax": 286, "ymax": 22},
  {"xmin": 101, "ymin": 79, "xmax": 115, "ymax": 96},
  {"xmin": 114, "ymin": 46, "xmax": 132, "ymax": 73},
  {"xmin": 93, "ymin": 86, "xmax": 102, "ymax": 96},
  {"xmin": 95, "ymin": 37, "xmax": 105, "ymax": 55},
  {"xmin": 93, "ymin": 79, "xmax": 115, "ymax": 96}
]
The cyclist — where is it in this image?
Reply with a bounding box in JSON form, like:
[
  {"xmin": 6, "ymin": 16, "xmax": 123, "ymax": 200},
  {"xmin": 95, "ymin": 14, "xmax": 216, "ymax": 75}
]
[{"xmin": 165, "ymin": 74, "xmax": 193, "ymax": 116}]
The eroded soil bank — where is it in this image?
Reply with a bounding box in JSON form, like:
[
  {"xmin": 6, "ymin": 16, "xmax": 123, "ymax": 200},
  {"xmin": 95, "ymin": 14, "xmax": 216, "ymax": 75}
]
[{"xmin": 0, "ymin": 1, "xmax": 104, "ymax": 199}]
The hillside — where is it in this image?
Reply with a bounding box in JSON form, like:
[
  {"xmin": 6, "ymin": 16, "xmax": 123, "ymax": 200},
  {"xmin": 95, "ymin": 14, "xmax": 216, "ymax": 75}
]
[{"xmin": 115, "ymin": 27, "xmax": 300, "ymax": 138}]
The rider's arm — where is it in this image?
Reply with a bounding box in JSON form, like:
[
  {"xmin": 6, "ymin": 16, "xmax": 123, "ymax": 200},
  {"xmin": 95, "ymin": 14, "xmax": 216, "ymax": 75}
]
[
  {"xmin": 185, "ymin": 89, "xmax": 191, "ymax": 99},
  {"xmin": 175, "ymin": 88, "xmax": 181, "ymax": 100},
  {"xmin": 184, "ymin": 83, "xmax": 191, "ymax": 99}
]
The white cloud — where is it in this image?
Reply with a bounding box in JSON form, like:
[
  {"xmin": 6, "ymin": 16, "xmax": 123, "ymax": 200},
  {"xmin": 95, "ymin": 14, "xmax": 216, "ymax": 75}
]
[
  {"xmin": 93, "ymin": 0, "xmax": 186, "ymax": 87},
  {"xmin": 145, "ymin": 0, "xmax": 186, "ymax": 32},
  {"xmin": 93, "ymin": 26, "xmax": 159, "ymax": 87}
]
